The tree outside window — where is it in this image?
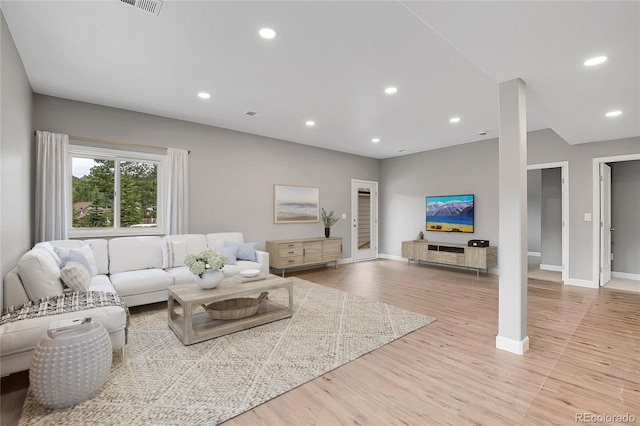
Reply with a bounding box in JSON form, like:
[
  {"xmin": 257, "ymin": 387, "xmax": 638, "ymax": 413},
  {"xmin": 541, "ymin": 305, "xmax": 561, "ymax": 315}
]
[{"xmin": 71, "ymin": 150, "xmax": 163, "ymax": 234}]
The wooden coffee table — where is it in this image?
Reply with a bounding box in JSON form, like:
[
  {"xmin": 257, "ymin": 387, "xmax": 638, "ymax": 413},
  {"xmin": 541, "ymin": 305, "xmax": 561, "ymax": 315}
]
[{"xmin": 167, "ymin": 273, "xmax": 293, "ymax": 345}]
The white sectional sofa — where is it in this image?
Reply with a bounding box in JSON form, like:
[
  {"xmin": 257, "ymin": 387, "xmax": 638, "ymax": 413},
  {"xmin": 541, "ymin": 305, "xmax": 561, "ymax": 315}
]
[{"xmin": 1, "ymin": 232, "xmax": 268, "ymax": 376}]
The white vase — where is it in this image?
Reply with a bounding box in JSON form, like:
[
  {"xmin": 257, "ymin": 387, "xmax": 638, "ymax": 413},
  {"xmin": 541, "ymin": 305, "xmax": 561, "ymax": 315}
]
[{"xmin": 194, "ymin": 269, "xmax": 224, "ymax": 289}]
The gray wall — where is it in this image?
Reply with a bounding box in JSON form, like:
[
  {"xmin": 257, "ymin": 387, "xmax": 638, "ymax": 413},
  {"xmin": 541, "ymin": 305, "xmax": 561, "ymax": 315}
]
[
  {"xmin": 528, "ymin": 129, "xmax": 640, "ymax": 281},
  {"xmin": 540, "ymin": 168, "xmax": 562, "ymax": 267},
  {"xmin": 0, "ymin": 10, "xmax": 34, "ymax": 310},
  {"xmin": 527, "ymin": 169, "xmax": 541, "ymax": 253},
  {"xmin": 611, "ymin": 160, "xmax": 640, "ymax": 275},
  {"xmin": 381, "ymin": 128, "xmax": 640, "ymax": 283},
  {"xmin": 379, "ymin": 139, "xmax": 499, "ymax": 255},
  {"xmin": 34, "ymin": 95, "xmax": 380, "ymax": 254}
]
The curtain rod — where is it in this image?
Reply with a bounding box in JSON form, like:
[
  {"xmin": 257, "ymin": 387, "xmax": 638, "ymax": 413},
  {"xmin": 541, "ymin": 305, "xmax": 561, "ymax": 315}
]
[{"xmin": 34, "ymin": 131, "xmax": 191, "ymax": 154}]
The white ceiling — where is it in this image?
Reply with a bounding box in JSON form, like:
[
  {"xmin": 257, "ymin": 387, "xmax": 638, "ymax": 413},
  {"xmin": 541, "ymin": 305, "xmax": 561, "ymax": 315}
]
[{"xmin": 2, "ymin": 1, "xmax": 638, "ymax": 159}]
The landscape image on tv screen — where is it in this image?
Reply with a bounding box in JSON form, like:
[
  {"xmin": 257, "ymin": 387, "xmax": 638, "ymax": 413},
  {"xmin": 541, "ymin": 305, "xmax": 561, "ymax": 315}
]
[{"xmin": 426, "ymin": 194, "xmax": 474, "ymax": 233}]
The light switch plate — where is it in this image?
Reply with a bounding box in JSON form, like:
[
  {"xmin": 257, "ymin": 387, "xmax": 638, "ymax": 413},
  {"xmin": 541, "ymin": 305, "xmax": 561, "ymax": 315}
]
[
  {"xmin": 341, "ymin": 213, "xmax": 347, "ymax": 220},
  {"xmin": 584, "ymin": 213, "xmax": 592, "ymax": 222}
]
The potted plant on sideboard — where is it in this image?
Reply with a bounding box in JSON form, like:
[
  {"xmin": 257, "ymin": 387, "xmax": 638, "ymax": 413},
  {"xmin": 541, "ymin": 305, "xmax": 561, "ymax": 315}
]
[{"xmin": 321, "ymin": 208, "xmax": 339, "ymax": 238}]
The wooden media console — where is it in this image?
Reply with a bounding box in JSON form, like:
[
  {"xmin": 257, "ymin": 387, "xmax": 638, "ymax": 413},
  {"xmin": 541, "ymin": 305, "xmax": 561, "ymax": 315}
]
[{"xmin": 401, "ymin": 240, "xmax": 497, "ymax": 278}]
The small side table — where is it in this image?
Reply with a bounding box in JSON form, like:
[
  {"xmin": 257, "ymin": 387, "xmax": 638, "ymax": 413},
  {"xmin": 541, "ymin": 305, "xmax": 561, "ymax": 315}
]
[{"xmin": 29, "ymin": 318, "xmax": 112, "ymax": 409}]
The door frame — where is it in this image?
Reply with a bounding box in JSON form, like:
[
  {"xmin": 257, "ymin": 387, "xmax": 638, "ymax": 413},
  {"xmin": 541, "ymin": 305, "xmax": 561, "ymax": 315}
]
[
  {"xmin": 350, "ymin": 179, "xmax": 378, "ymax": 262},
  {"xmin": 592, "ymin": 153, "xmax": 640, "ymax": 287},
  {"xmin": 527, "ymin": 161, "xmax": 569, "ymax": 284}
]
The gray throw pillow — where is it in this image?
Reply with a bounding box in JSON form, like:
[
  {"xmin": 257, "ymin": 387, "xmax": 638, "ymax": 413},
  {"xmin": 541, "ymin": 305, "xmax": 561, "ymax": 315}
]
[
  {"xmin": 60, "ymin": 252, "xmax": 92, "ymax": 276},
  {"xmin": 215, "ymin": 246, "xmax": 237, "ymax": 265},
  {"xmin": 224, "ymin": 242, "xmax": 257, "ymax": 262}
]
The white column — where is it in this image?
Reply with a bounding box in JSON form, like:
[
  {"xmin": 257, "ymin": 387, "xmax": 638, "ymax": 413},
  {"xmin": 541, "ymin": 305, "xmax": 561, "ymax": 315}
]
[{"xmin": 496, "ymin": 78, "xmax": 529, "ymax": 355}]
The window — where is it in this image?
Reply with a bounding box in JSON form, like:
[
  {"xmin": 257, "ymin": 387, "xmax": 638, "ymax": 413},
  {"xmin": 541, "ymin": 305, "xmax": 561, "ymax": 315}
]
[{"xmin": 68, "ymin": 146, "xmax": 167, "ymax": 237}]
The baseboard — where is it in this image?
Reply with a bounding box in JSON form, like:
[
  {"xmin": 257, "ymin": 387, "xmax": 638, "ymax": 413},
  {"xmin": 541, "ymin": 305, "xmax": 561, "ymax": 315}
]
[
  {"xmin": 527, "ymin": 251, "xmax": 541, "ymax": 257},
  {"xmin": 377, "ymin": 253, "xmax": 404, "ymax": 261},
  {"xmin": 567, "ymin": 278, "xmax": 597, "ymax": 288},
  {"xmin": 540, "ymin": 264, "xmax": 562, "ymax": 272},
  {"xmin": 612, "ymin": 271, "xmax": 640, "ymax": 281},
  {"xmin": 496, "ymin": 335, "xmax": 529, "ymax": 355},
  {"xmin": 337, "ymin": 257, "xmax": 353, "ymax": 265}
]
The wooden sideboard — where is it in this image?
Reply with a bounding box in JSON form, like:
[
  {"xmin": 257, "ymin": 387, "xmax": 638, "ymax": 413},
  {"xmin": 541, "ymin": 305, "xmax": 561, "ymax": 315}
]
[
  {"xmin": 401, "ymin": 240, "xmax": 497, "ymax": 278},
  {"xmin": 266, "ymin": 237, "xmax": 342, "ymax": 276}
]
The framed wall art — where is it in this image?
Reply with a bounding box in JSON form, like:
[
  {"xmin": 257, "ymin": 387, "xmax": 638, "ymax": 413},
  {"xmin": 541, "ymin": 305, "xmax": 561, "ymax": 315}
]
[{"xmin": 274, "ymin": 185, "xmax": 320, "ymax": 223}]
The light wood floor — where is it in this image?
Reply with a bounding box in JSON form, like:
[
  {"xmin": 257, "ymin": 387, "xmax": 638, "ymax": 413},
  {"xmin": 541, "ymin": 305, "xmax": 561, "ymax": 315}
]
[{"xmin": 2, "ymin": 259, "xmax": 638, "ymax": 425}]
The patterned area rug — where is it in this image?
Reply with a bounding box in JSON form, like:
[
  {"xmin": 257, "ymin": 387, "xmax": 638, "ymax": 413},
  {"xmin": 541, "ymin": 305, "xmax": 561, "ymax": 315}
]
[{"xmin": 19, "ymin": 278, "xmax": 436, "ymax": 425}]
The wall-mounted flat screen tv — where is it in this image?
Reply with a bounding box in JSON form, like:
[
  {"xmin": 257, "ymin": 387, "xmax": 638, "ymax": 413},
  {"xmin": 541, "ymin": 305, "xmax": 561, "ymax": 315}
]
[{"xmin": 426, "ymin": 194, "xmax": 474, "ymax": 233}]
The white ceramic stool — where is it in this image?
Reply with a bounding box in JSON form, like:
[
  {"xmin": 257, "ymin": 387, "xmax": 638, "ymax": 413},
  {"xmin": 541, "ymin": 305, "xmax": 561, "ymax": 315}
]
[{"xmin": 29, "ymin": 319, "xmax": 112, "ymax": 409}]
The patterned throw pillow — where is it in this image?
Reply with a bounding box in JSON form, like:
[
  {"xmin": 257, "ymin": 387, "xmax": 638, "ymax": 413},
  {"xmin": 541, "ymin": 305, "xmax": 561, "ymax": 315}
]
[
  {"xmin": 60, "ymin": 262, "xmax": 91, "ymax": 292},
  {"xmin": 161, "ymin": 240, "xmax": 187, "ymax": 268}
]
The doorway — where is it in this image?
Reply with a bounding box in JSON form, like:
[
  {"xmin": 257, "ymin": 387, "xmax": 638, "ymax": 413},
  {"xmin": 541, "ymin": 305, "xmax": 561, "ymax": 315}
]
[
  {"xmin": 351, "ymin": 179, "xmax": 378, "ymax": 262},
  {"xmin": 527, "ymin": 162, "xmax": 569, "ymax": 284},
  {"xmin": 592, "ymin": 154, "xmax": 640, "ymax": 287}
]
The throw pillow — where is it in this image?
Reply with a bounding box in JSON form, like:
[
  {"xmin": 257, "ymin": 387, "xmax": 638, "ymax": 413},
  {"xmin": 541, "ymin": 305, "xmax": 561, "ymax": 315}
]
[
  {"xmin": 214, "ymin": 246, "xmax": 237, "ymax": 265},
  {"xmin": 161, "ymin": 240, "xmax": 187, "ymax": 268},
  {"xmin": 59, "ymin": 251, "xmax": 92, "ymax": 276},
  {"xmin": 224, "ymin": 241, "xmax": 257, "ymax": 262},
  {"xmin": 54, "ymin": 245, "xmax": 98, "ymax": 276},
  {"xmin": 60, "ymin": 262, "xmax": 91, "ymax": 292}
]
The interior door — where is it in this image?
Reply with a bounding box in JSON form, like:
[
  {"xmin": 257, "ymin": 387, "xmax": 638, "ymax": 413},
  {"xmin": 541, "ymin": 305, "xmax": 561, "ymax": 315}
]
[
  {"xmin": 600, "ymin": 163, "xmax": 612, "ymax": 286},
  {"xmin": 351, "ymin": 179, "xmax": 378, "ymax": 262}
]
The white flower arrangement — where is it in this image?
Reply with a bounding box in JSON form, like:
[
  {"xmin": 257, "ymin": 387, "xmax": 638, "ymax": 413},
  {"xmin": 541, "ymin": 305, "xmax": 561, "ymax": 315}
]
[{"xmin": 184, "ymin": 249, "xmax": 227, "ymax": 278}]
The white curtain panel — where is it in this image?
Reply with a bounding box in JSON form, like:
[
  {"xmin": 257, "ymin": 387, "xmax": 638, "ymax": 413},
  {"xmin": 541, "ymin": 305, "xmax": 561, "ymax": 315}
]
[
  {"xmin": 166, "ymin": 148, "xmax": 189, "ymax": 235},
  {"xmin": 35, "ymin": 131, "xmax": 69, "ymax": 242}
]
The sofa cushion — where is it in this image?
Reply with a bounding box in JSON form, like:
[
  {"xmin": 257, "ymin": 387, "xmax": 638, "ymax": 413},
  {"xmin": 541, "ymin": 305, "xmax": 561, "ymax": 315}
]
[
  {"xmin": 163, "ymin": 234, "xmax": 207, "ymax": 258},
  {"xmin": 225, "ymin": 241, "xmax": 257, "ymax": 262},
  {"xmin": 214, "ymin": 246, "xmax": 237, "ymax": 265},
  {"xmin": 60, "ymin": 262, "xmax": 91, "ymax": 292},
  {"xmin": 84, "ymin": 239, "xmax": 109, "ymax": 275},
  {"xmin": 161, "ymin": 240, "xmax": 187, "ymax": 268},
  {"xmin": 109, "ymin": 269, "xmax": 173, "ymax": 297},
  {"xmin": 89, "ymin": 275, "xmax": 117, "ymax": 294},
  {"xmin": 35, "ymin": 240, "xmax": 85, "ymax": 264},
  {"xmin": 16, "ymin": 248, "xmax": 64, "ymax": 300},
  {"xmin": 108, "ymin": 236, "xmax": 163, "ymax": 274},
  {"xmin": 164, "ymin": 266, "xmax": 195, "ymax": 285},
  {"xmin": 0, "ymin": 305, "xmax": 127, "ymax": 367}
]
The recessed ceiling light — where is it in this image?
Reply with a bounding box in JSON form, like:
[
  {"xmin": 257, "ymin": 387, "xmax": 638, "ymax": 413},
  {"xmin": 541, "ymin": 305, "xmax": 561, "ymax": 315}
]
[
  {"xmin": 449, "ymin": 117, "xmax": 461, "ymax": 123},
  {"xmin": 398, "ymin": 149, "xmax": 408, "ymax": 153},
  {"xmin": 371, "ymin": 138, "xmax": 380, "ymax": 143},
  {"xmin": 305, "ymin": 120, "xmax": 315, "ymax": 126},
  {"xmin": 478, "ymin": 130, "xmax": 488, "ymax": 136},
  {"xmin": 198, "ymin": 92, "xmax": 211, "ymax": 99},
  {"xmin": 605, "ymin": 110, "xmax": 622, "ymax": 117},
  {"xmin": 259, "ymin": 28, "xmax": 278, "ymax": 39},
  {"xmin": 584, "ymin": 56, "xmax": 607, "ymax": 66},
  {"xmin": 384, "ymin": 87, "xmax": 398, "ymax": 95}
]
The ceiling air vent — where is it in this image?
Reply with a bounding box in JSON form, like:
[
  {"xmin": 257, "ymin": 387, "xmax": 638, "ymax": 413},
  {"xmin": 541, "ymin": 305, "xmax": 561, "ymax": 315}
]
[{"xmin": 118, "ymin": 0, "xmax": 163, "ymax": 16}]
